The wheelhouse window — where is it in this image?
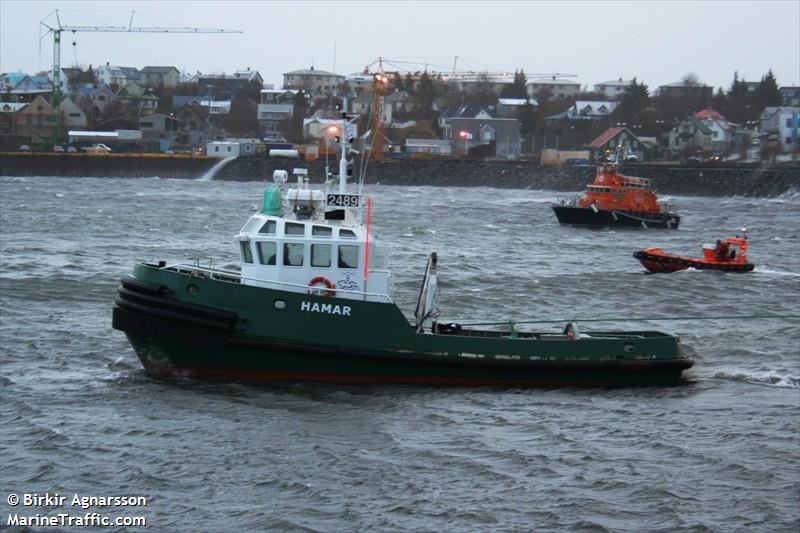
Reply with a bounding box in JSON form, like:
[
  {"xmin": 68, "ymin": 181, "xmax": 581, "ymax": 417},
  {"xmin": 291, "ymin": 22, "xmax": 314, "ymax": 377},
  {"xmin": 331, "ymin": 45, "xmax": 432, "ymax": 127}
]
[
  {"xmin": 311, "ymin": 244, "xmax": 331, "ymax": 267},
  {"xmin": 283, "ymin": 243, "xmax": 304, "ymax": 266},
  {"xmin": 285, "ymin": 222, "xmax": 305, "ymax": 236},
  {"xmin": 340, "ymin": 229, "xmax": 356, "ymax": 239},
  {"xmin": 338, "ymin": 245, "xmax": 359, "ymax": 269},
  {"xmin": 312, "ymin": 225, "xmax": 333, "ymax": 237},
  {"xmin": 259, "ymin": 220, "xmax": 277, "ymax": 234},
  {"xmin": 240, "ymin": 217, "xmax": 262, "ymax": 234},
  {"xmin": 257, "ymin": 241, "xmax": 277, "ymax": 265},
  {"xmin": 240, "ymin": 241, "xmax": 253, "ymax": 264}
]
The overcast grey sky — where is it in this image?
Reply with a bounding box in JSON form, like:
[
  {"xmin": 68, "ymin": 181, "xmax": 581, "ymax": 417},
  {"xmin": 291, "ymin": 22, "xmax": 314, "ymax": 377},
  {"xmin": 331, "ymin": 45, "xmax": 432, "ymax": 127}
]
[{"xmin": 1, "ymin": 0, "xmax": 798, "ymax": 92}]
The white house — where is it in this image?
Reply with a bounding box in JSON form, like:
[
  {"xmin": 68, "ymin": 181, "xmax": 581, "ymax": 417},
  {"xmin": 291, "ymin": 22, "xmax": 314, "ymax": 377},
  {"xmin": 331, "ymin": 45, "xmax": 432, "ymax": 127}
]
[
  {"xmin": 760, "ymin": 106, "xmax": 800, "ymax": 151},
  {"xmin": 96, "ymin": 63, "xmax": 140, "ymax": 87},
  {"xmin": 527, "ymin": 77, "xmax": 581, "ymax": 99},
  {"xmin": 593, "ymin": 79, "xmax": 632, "ymax": 100}
]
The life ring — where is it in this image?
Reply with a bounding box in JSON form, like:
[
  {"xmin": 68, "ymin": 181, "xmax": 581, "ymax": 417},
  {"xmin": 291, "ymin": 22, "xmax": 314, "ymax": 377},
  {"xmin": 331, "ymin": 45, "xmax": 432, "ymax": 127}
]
[{"xmin": 308, "ymin": 276, "xmax": 336, "ymax": 297}]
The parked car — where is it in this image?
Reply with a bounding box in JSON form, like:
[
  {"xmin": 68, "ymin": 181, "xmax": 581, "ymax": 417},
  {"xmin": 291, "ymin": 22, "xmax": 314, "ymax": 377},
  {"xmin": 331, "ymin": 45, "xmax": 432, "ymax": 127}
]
[
  {"xmin": 83, "ymin": 143, "xmax": 112, "ymax": 154},
  {"xmin": 66, "ymin": 146, "xmax": 77, "ymax": 153},
  {"xmin": 18, "ymin": 144, "xmax": 30, "ymax": 152},
  {"xmin": 623, "ymin": 154, "xmax": 638, "ymax": 162},
  {"xmin": 53, "ymin": 145, "xmax": 64, "ymax": 152}
]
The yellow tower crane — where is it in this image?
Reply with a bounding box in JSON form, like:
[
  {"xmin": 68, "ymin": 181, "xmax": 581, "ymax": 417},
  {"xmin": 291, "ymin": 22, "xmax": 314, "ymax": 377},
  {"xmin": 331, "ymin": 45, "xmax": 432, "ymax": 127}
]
[{"xmin": 39, "ymin": 9, "xmax": 241, "ymax": 142}]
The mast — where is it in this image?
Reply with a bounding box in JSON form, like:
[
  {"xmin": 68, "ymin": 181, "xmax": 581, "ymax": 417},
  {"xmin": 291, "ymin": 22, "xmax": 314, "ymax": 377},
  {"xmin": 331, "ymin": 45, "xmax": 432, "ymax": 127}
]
[{"xmin": 338, "ymin": 103, "xmax": 348, "ymax": 193}]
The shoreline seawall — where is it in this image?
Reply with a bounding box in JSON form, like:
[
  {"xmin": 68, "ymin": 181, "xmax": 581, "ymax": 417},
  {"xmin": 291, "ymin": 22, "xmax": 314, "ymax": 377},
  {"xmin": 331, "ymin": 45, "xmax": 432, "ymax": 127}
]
[
  {"xmin": 2, "ymin": 153, "xmax": 798, "ymax": 197},
  {"xmin": 0, "ymin": 152, "xmax": 218, "ymax": 179}
]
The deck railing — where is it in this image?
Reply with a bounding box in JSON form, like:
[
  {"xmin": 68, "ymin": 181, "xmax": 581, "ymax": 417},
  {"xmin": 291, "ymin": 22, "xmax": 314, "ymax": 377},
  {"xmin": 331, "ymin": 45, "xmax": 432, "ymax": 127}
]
[{"xmin": 166, "ymin": 262, "xmax": 394, "ymax": 303}]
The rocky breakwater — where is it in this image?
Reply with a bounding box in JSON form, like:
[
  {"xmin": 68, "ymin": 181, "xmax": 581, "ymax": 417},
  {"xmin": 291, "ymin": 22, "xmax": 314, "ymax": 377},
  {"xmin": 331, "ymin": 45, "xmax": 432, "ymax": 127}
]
[
  {"xmin": 0, "ymin": 152, "xmax": 218, "ymax": 179},
  {"xmin": 216, "ymin": 157, "xmax": 800, "ymax": 197}
]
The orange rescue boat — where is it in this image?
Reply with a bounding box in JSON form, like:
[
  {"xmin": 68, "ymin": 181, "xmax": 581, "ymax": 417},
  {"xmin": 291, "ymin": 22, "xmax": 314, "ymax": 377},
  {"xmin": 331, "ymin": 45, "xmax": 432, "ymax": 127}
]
[
  {"xmin": 634, "ymin": 234, "xmax": 754, "ymax": 273},
  {"xmin": 552, "ymin": 162, "xmax": 680, "ymax": 229}
]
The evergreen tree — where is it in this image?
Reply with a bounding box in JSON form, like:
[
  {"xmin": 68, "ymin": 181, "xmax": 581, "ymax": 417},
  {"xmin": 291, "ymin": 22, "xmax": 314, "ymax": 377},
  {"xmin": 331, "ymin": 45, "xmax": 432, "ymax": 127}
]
[
  {"xmin": 281, "ymin": 91, "xmax": 308, "ymax": 143},
  {"xmin": 614, "ymin": 78, "xmax": 653, "ymax": 132},
  {"xmin": 414, "ymin": 71, "xmax": 437, "ymax": 119},
  {"xmin": 725, "ymin": 71, "xmax": 758, "ymax": 124},
  {"xmin": 755, "ymin": 69, "xmax": 782, "ymax": 108},
  {"xmin": 501, "ymin": 69, "xmax": 527, "ymax": 99}
]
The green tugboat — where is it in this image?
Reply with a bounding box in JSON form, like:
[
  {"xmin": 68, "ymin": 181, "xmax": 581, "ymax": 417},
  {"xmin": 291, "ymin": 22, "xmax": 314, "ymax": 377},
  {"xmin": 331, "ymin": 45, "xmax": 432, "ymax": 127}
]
[{"xmin": 112, "ymin": 122, "xmax": 693, "ymax": 386}]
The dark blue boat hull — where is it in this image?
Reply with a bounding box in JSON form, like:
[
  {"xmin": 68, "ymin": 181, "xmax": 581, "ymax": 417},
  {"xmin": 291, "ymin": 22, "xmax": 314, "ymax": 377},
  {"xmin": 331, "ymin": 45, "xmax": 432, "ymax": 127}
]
[{"xmin": 552, "ymin": 205, "xmax": 680, "ymax": 229}]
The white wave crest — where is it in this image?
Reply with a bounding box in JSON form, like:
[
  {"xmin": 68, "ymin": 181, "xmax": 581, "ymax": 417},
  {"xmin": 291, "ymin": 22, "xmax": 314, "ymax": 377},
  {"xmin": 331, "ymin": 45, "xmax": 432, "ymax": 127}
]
[
  {"xmin": 753, "ymin": 267, "xmax": 800, "ymax": 277},
  {"xmin": 712, "ymin": 369, "xmax": 800, "ymax": 389}
]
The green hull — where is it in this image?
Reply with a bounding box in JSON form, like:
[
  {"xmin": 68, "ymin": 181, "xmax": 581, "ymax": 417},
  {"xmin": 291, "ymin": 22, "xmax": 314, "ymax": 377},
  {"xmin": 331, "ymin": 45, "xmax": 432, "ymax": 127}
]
[{"xmin": 112, "ymin": 263, "xmax": 693, "ymax": 387}]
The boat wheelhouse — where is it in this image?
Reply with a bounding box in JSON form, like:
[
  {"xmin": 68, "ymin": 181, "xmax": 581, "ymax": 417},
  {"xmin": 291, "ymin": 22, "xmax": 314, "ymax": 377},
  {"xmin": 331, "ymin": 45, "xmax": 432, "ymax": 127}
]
[{"xmin": 236, "ymin": 168, "xmax": 391, "ymax": 303}]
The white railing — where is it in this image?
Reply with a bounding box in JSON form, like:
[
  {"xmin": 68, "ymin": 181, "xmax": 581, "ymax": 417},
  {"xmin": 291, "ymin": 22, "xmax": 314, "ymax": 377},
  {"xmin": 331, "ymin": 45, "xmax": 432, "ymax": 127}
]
[{"xmin": 165, "ymin": 262, "xmax": 394, "ymax": 303}]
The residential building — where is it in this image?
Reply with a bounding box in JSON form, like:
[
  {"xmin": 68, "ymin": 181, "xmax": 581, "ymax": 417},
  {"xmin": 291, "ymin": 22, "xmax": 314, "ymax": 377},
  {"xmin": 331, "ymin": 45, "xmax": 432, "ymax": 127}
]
[
  {"xmin": 85, "ymin": 85, "xmax": 115, "ymax": 113},
  {"xmin": 656, "ymin": 81, "xmax": 713, "ymax": 99},
  {"xmin": 302, "ymin": 117, "xmax": 358, "ymax": 143},
  {"xmin": 0, "ymin": 72, "xmax": 52, "ymax": 103},
  {"xmin": 526, "ymin": 77, "xmax": 581, "ymax": 100},
  {"xmin": 593, "ymin": 79, "xmax": 632, "ymax": 100},
  {"xmin": 283, "ymin": 67, "xmax": 344, "ymax": 95},
  {"xmin": 546, "ymin": 100, "xmax": 619, "ymax": 122},
  {"xmin": 438, "ymin": 105, "xmax": 496, "ymax": 139},
  {"xmin": 497, "ymin": 98, "xmax": 536, "ymax": 118},
  {"xmin": 197, "ymin": 75, "xmax": 255, "ymax": 100},
  {"xmin": 345, "ymin": 73, "xmax": 373, "ymax": 98},
  {"xmin": 664, "ymin": 116, "xmax": 713, "ymax": 157},
  {"xmin": 446, "ymin": 73, "xmax": 515, "ymax": 98},
  {"xmin": 14, "ymin": 95, "xmax": 57, "ymax": 143},
  {"xmin": 258, "ymin": 89, "xmax": 297, "ymax": 139},
  {"xmin": 140, "ymin": 66, "xmax": 180, "ymax": 89},
  {"xmin": 139, "ymin": 113, "xmax": 179, "ymax": 151},
  {"xmin": 0, "ymin": 102, "xmax": 27, "ymax": 136},
  {"xmin": 234, "ymin": 69, "xmax": 264, "ymax": 85},
  {"xmin": 174, "ymin": 104, "xmax": 211, "ymax": 147},
  {"xmin": 385, "ymin": 91, "xmax": 419, "ymax": 118},
  {"xmin": 780, "ymin": 87, "xmax": 800, "ymax": 107},
  {"xmin": 449, "ymin": 115, "xmax": 522, "ymax": 158},
  {"xmin": 694, "ymin": 108, "xmax": 734, "ymax": 153},
  {"xmin": 587, "ymin": 126, "xmax": 647, "ymax": 161},
  {"xmin": 96, "ymin": 63, "xmax": 140, "ymax": 87},
  {"xmin": 760, "ymin": 106, "xmax": 800, "ymax": 152},
  {"xmin": 57, "ymin": 98, "xmax": 88, "ymax": 129},
  {"xmin": 116, "ymin": 83, "xmax": 159, "ymax": 115}
]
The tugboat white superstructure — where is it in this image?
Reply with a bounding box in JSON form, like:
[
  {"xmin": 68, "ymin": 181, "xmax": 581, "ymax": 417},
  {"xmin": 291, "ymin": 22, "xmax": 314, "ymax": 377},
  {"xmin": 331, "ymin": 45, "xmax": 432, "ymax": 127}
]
[{"xmin": 238, "ymin": 160, "xmax": 392, "ymax": 303}]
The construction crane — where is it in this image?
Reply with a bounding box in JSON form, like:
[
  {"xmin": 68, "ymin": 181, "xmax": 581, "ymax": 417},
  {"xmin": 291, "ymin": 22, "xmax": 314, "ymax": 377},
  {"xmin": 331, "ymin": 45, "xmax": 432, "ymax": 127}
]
[
  {"xmin": 368, "ymin": 72, "xmax": 389, "ymax": 160},
  {"xmin": 39, "ymin": 9, "xmax": 241, "ymax": 141}
]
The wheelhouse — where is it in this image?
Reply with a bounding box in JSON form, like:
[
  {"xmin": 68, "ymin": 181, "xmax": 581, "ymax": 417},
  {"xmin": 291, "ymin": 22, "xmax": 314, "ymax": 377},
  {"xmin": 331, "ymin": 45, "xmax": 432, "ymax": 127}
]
[{"xmin": 236, "ymin": 207, "xmax": 392, "ymax": 303}]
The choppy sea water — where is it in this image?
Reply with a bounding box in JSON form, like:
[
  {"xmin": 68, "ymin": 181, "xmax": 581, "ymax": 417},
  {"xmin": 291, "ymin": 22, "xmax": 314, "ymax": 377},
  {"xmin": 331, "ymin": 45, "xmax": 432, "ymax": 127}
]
[{"xmin": 1, "ymin": 175, "xmax": 798, "ymax": 532}]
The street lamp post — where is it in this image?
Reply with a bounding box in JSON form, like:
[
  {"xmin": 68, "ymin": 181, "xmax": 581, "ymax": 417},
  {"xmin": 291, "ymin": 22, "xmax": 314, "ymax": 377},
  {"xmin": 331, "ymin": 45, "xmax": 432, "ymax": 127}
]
[{"xmin": 459, "ymin": 130, "xmax": 471, "ymax": 156}]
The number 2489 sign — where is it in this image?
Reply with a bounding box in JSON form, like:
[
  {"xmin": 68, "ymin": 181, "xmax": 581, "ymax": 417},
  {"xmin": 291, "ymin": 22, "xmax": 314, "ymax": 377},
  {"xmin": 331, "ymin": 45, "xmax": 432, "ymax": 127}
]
[{"xmin": 326, "ymin": 194, "xmax": 361, "ymax": 207}]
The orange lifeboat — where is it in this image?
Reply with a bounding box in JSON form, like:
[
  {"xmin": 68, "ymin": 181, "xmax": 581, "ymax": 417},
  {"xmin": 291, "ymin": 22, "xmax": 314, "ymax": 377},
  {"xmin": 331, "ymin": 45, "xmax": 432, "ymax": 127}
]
[
  {"xmin": 552, "ymin": 163, "xmax": 680, "ymax": 229},
  {"xmin": 634, "ymin": 235, "xmax": 754, "ymax": 273}
]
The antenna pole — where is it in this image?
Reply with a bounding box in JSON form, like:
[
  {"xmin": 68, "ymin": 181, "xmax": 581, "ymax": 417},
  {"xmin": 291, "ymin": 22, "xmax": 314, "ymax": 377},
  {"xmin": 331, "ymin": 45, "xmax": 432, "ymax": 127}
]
[{"xmin": 338, "ymin": 114, "xmax": 348, "ymax": 193}]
